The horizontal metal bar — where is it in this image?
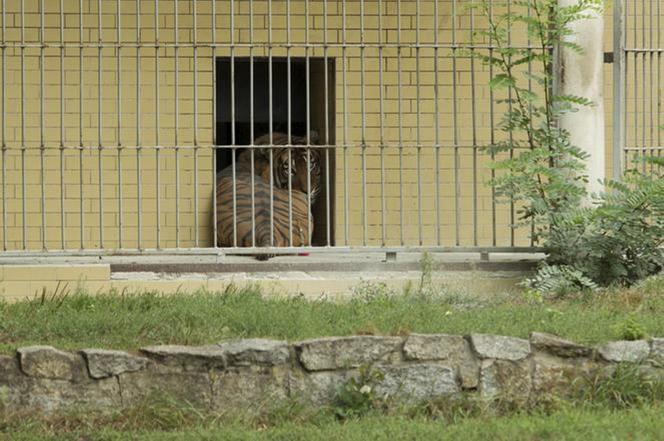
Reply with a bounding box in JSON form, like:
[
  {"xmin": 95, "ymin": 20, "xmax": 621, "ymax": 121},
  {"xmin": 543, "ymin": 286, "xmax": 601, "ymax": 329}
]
[
  {"xmin": 0, "ymin": 42, "xmax": 545, "ymax": 50},
  {"xmin": 0, "ymin": 247, "xmax": 544, "ymax": 258}
]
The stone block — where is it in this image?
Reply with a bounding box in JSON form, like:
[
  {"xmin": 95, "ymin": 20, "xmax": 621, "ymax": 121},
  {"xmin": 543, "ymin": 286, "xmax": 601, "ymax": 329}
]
[
  {"xmin": 118, "ymin": 368, "xmax": 212, "ymax": 408},
  {"xmin": 597, "ymin": 340, "xmax": 650, "ymax": 363},
  {"xmin": 217, "ymin": 339, "xmax": 290, "ymax": 367},
  {"xmin": 18, "ymin": 346, "xmax": 87, "ymax": 382},
  {"xmin": 470, "ymin": 334, "xmax": 531, "ymax": 361},
  {"xmin": 479, "ymin": 359, "xmax": 532, "ymax": 403},
  {"xmin": 18, "ymin": 377, "xmax": 121, "ymax": 414},
  {"xmin": 649, "ymin": 338, "xmax": 663, "ymax": 366},
  {"xmin": 295, "ymin": 336, "xmax": 403, "ymax": 371},
  {"xmin": 140, "ymin": 345, "xmax": 226, "ymax": 372},
  {"xmin": 210, "ymin": 365, "xmax": 289, "ymax": 412},
  {"xmin": 374, "ymin": 363, "xmax": 459, "ymax": 401},
  {"xmin": 531, "ymin": 353, "xmax": 599, "ymax": 398},
  {"xmin": 403, "ymin": 334, "xmax": 479, "ymax": 389},
  {"xmin": 530, "ymin": 332, "xmax": 592, "ymax": 358},
  {"xmin": 288, "ymin": 369, "xmax": 357, "ymax": 406},
  {"xmin": 81, "ymin": 349, "xmax": 149, "ymax": 379}
]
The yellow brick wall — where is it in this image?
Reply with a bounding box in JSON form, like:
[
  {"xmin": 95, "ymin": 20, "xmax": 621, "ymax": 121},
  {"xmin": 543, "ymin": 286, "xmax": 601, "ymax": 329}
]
[{"xmin": 0, "ymin": 1, "xmax": 653, "ymax": 251}]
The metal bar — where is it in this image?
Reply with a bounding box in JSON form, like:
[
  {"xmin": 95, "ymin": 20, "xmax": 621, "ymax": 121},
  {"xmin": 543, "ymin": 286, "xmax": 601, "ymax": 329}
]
[
  {"xmin": 379, "ymin": 0, "xmax": 385, "ymax": 247},
  {"xmin": 211, "ymin": 0, "xmax": 217, "ymax": 249},
  {"xmin": 250, "ymin": 0, "xmax": 255, "ymax": 247},
  {"xmin": 40, "ymin": 0, "xmax": 45, "ymax": 250},
  {"xmin": 470, "ymin": 3, "xmax": 478, "ymax": 247},
  {"xmin": 360, "ymin": 0, "xmax": 367, "ymax": 246},
  {"xmin": 507, "ymin": 0, "xmax": 514, "ymax": 246},
  {"xmin": 416, "ymin": 0, "xmax": 422, "ymax": 246},
  {"xmin": 193, "ymin": 0, "xmax": 199, "ymax": 247},
  {"xmin": 117, "ymin": 0, "xmax": 123, "ymax": 249},
  {"xmin": 1, "ymin": 0, "xmax": 5, "ymax": 250},
  {"xmin": 20, "ymin": 0, "xmax": 25, "ymax": 249},
  {"xmin": 136, "ymin": 0, "xmax": 142, "ymax": 249},
  {"xmin": 452, "ymin": 0, "xmax": 460, "ymax": 246},
  {"xmin": 98, "ymin": 0, "xmax": 104, "ymax": 249},
  {"xmin": 434, "ymin": 0, "xmax": 440, "ymax": 247},
  {"xmin": 174, "ymin": 0, "xmax": 179, "ymax": 247},
  {"xmin": 155, "ymin": 0, "xmax": 160, "ymax": 248},
  {"xmin": 342, "ymin": 0, "xmax": 348, "ymax": 246},
  {"xmin": 489, "ymin": 0, "xmax": 496, "ymax": 246},
  {"xmin": 641, "ymin": 0, "xmax": 646, "ymax": 172},
  {"xmin": 633, "ymin": 0, "xmax": 637, "ymax": 170},
  {"xmin": 79, "ymin": 0, "xmax": 83, "ymax": 249},
  {"xmin": 323, "ymin": 0, "xmax": 330, "ymax": 247},
  {"xmin": 230, "ymin": 0, "xmax": 237, "ymax": 248},
  {"xmin": 305, "ymin": 0, "xmax": 311, "ymax": 246},
  {"xmin": 287, "ymin": 0, "xmax": 292, "ymax": 247},
  {"xmin": 268, "ymin": 0, "xmax": 273, "ymax": 247},
  {"xmin": 397, "ymin": 0, "xmax": 403, "ymax": 246}
]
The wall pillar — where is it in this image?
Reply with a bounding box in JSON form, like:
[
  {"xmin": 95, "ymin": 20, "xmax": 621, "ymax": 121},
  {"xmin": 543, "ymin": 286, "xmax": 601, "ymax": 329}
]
[{"xmin": 555, "ymin": 0, "xmax": 605, "ymax": 196}]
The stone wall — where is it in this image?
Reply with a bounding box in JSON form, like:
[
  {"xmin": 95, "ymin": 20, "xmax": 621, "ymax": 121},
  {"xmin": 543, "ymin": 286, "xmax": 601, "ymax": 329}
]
[{"xmin": 1, "ymin": 333, "xmax": 662, "ymax": 415}]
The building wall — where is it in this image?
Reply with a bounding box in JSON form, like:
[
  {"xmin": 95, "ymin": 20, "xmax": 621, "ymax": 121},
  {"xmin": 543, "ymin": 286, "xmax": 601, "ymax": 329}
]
[{"xmin": 0, "ymin": 1, "xmax": 654, "ymax": 251}]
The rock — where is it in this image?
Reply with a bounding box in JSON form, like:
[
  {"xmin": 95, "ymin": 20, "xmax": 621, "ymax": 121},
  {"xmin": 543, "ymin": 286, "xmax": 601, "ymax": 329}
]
[
  {"xmin": 18, "ymin": 346, "xmax": 87, "ymax": 381},
  {"xmin": 140, "ymin": 345, "xmax": 226, "ymax": 372},
  {"xmin": 374, "ymin": 363, "xmax": 459, "ymax": 401},
  {"xmin": 597, "ymin": 340, "xmax": 650, "ymax": 363},
  {"xmin": 217, "ymin": 339, "xmax": 290, "ymax": 366},
  {"xmin": 531, "ymin": 353, "xmax": 599, "ymax": 398},
  {"xmin": 119, "ymin": 368, "xmax": 212, "ymax": 408},
  {"xmin": 403, "ymin": 334, "xmax": 467, "ymax": 361},
  {"xmin": 210, "ymin": 365, "xmax": 288, "ymax": 412},
  {"xmin": 404, "ymin": 334, "xmax": 479, "ymax": 389},
  {"xmin": 0, "ymin": 355, "xmax": 22, "ymax": 383},
  {"xmin": 81, "ymin": 349, "xmax": 149, "ymax": 379},
  {"xmin": 649, "ymin": 338, "xmax": 663, "ymax": 366},
  {"xmin": 288, "ymin": 369, "xmax": 357, "ymax": 406},
  {"xmin": 295, "ymin": 336, "xmax": 402, "ymax": 371},
  {"xmin": 530, "ymin": 332, "xmax": 592, "ymax": 358},
  {"xmin": 479, "ymin": 359, "xmax": 532, "ymax": 403},
  {"xmin": 470, "ymin": 334, "xmax": 531, "ymax": 361},
  {"xmin": 18, "ymin": 377, "xmax": 121, "ymax": 414}
]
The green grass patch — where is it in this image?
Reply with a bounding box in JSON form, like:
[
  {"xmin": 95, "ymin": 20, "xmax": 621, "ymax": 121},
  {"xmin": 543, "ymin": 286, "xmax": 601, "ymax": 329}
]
[{"xmin": 0, "ymin": 275, "xmax": 662, "ymax": 354}]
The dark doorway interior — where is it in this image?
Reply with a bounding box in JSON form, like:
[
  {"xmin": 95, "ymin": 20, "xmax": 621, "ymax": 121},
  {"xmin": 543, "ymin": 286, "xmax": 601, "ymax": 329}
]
[{"xmin": 216, "ymin": 57, "xmax": 336, "ymax": 246}]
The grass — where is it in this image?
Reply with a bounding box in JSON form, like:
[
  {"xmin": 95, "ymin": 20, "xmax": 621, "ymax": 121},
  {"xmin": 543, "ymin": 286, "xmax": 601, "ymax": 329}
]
[
  {"xmin": 2, "ymin": 406, "xmax": 662, "ymax": 441},
  {"xmin": 0, "ymin": 275, "xmax": 662, "ymax": 354}
]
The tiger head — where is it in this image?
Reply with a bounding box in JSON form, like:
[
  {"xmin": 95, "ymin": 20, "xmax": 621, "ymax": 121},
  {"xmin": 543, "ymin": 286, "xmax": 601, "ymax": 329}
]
[{"xmin": 253, "ymin": 132, "xmax": 322, "ymax": 204}]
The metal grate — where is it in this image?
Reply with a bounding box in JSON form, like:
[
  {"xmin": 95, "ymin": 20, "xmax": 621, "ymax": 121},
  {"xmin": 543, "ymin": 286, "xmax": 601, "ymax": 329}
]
[{"xmin": 0, "ymin": 0, "xmax": 554, "ymax": 257}]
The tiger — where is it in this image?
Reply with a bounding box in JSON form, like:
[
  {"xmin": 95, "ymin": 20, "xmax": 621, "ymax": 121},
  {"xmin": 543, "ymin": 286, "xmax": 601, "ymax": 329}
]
[{"xmin": 216, "ymin": 132, "xmax": 322, "ymax": 260}]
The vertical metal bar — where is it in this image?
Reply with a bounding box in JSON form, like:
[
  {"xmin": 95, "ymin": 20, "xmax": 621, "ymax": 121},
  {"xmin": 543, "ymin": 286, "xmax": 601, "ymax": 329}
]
[
  {"xmin": 378, "ymin": 0, "xmax": 385, "ymax": 247},
  {"xmin": 155, "ymin": 0, "xmax": 160, "ymax": 248},
  {"xmin": 658, "ymin": 0, "xmax": 661, "ymax": 163},
  {"xmin": 416, "ymin": 0, "xmax": 422, "ymax": 246},
  {"xmin": 360, "ymin": 0, "xmax": 367, "ymax": 246},
  {"xmin": 231, "ymin": 0, "xmax": 237, "ymax": 247},
  {"xmin": 79, "ymin": 0, "xmax": 84, "ymax": 249},
  {"xmin": 98, "ymin": 0, "xmax": 104, "ymax": 249},
  {"xmin": 489, "ymin": 0, "xmax": 496, "ymax": 246},
  {"xmin": 174, "ymin": 0, "xmax": 179, "ymax": 247},
  {"xmin": 1, "ymin": 0, "xmax": 5, "ymax": 250},
  {"xmin": 305, "ymin": 0, "xmax": 311, "ymax": 246},
  {"xmin": 649, "ymin": 0, "xmax": 654, "ymax": 167},
  {"xmin": 452, "ymin": 0, "xmax": 460, "ymax": 246},
  {"xmin": 193, "ymin": 0, "xmax": 199, "ymax": 247},
  {"xmin": 434, "ymin": 0, "xmax": 440, "ymax": 247},
  {"xmin": 268, "ymin": 0, "xmax": 273, "ymax": 247},
  {"xmin": 633, "ymin": 0, "xmax": 638, "ymax": 171},
  {"xmin": 40, "ymin": 0, "xmax": 45, "ymax": 249},
  {"xmin": 117, "ymin": 0, "xmax": 122, "ymax": 248},
  {"xmin": 212, "ymin": 0, "xmax": 217, "ymax": 248},
  {"xmin": 249, "ymin": 0, "xmax": 255, "ymax": 247},
  {"xmin": 20, "ymin": 0, "xmax": 25, "ymax": 249},
  {"xmin": 397, "ymin": 0, "xmax": 404, "ymax": 246},
  {"xmin": 323, "ymin": 0, "xmax": 330, "ymax": 246},
  {"xmin": 507, "ymin": 0, "xmax": 514, "ymax": 246},
  {"xmin": 136, "ymin": 0, "xmax": 142, "ymax": 249},
  {"xmin": 641, "ymin": 0, "xmax": 646, "ymax": 171},
  {"xmin": 342, "ymin": 0, "xmax": 348, "ymax": 245},
  {"xmin": 470, "ymin": 3, "xmax": 478, "ymax": 247},
  {"xmin": 287, "ymin": 0, "xmax": 292, "ymax": 247}
]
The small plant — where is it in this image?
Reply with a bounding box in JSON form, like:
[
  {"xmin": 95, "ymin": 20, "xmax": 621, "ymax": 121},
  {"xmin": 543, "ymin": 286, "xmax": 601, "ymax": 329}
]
[
  {"xmin": 614, "ymin": 316, "xmax": 648, "ymax": 341},
  {"xmin": 333, "ymin": 364, "xmax": 385, "ymax": 420},
  {"xmin": 576, "ymin": 364, "xmax": 664, "ymax": 409}
]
